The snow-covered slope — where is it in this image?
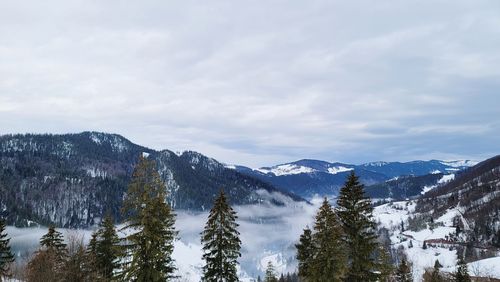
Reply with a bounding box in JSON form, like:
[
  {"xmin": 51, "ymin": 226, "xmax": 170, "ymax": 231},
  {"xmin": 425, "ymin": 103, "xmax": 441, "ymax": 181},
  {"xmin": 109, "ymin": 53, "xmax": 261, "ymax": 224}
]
[{"xmin": 374, "ymin": 201, "xmax": 500, "ymax": 281}]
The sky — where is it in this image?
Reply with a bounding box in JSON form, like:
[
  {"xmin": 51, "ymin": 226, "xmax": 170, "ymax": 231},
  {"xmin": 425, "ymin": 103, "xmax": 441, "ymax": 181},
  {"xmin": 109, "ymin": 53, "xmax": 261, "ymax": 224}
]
[{"xmin": 0, "ymin": 0, "xmax": 499, "ymax": 167}]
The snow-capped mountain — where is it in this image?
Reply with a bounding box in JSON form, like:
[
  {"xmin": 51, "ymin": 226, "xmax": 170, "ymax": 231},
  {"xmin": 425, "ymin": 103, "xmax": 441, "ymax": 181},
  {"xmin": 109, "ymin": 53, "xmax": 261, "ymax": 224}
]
[
  {"xmin": 233, "ymin": 159, "xmax": 477, "ymax": 199},
  {"xmin": 0, "ymin": 132, "xmax": 304, "ymax": 228}
]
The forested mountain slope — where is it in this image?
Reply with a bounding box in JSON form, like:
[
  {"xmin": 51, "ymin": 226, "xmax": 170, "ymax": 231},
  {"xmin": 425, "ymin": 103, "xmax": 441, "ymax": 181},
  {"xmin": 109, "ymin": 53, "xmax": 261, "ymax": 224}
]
[
  {"xmin": 0, "ymin": 132, "xmax": 303, "ymax": 228},
  {"xmin": 416, "ymin": 155, "xmax": 500, "ymax": 247}
]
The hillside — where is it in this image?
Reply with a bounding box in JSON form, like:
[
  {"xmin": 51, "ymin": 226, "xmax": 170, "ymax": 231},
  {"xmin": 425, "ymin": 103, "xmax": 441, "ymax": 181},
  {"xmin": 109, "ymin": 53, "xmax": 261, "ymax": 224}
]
[
  {"xmin": 365, "ymin": 173, "xmax": 456, "ymax": 200},
  {"xmin": 416, "ymin": 155, "xmax": 500, "ymax": 248},
  {"xmin": 0, "ymin": 132, "xmax": 304, "ymax": 228}
]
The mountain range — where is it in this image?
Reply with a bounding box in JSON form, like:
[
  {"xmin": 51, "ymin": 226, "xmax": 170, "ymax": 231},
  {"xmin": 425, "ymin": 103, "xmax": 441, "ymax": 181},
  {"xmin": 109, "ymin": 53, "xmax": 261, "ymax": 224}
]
[
  {"xmin": 0, "ymin": 131, "xmax": 483, "ymax": 229},
  {"xmin": 232, "ymin": 159, "xmax": 476, "ymax": 198}
]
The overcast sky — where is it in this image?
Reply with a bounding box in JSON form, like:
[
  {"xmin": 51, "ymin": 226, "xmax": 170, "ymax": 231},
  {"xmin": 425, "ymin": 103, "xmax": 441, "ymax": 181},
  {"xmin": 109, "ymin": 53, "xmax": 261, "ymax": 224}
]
[{"xmin": 0, "ymin": 1, "xmax": 499, "ymax": 167}]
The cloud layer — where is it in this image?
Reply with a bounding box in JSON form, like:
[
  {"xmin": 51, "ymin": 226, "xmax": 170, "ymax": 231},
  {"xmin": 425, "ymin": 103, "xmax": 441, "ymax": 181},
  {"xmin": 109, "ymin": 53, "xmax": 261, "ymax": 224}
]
[{"xmin": 1, "ymin": 0, "xmax": 499, "ymax": 166}]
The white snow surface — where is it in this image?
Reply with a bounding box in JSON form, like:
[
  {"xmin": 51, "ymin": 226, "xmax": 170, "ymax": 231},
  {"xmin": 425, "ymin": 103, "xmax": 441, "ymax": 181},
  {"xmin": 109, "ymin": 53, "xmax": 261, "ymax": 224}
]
[
  {"xmin": 257, "ymin": 164, "xmax": 315, "ymax": 176},
  {"xmin": 421, "ymin": 174, "xmax": 455, "ymax": 195},
  {"xmin": 437, "ymin": 174, "xmax": 455, "ymax": 184},
  {"xmin": 327, "ymin": 166, "xmax": 353, "ymax": 174},
  {"xmin": 440, "ymin": 160, "xmax": 478, "ymax": 168}
]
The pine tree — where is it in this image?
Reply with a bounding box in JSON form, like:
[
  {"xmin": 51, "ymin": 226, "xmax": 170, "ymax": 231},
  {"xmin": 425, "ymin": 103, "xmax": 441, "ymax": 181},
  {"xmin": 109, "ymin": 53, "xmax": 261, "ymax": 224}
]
[
  {"xmin": 309, "ymin": 198, "xmax": 346, "ymax": 282},
  {"xmin": 0, "ymin": 220, "xmax": 14, "ymax": 278},
  {"xmin": 83, "ymin": 233, "xmax": 102, "ymax": 281},
  {"xmin": 395, "ymin": 257, "xmax": 412, "ymax": 282},
  {"xmin": 121, "ymin": 155, "xmax": 178, "ymax": 282},
  {"xmin": 201, "ymin": 190, "xmax": 241, "ymax": 282},
  {"xmin": 92, "ymin": 213, "xmax": 121, "ymax": 279},
  {"xmin": 264, "ymin": 261, "xmax": 278, "ymax": 282},
  {"xmin": 295, "ymin": 226, "xmax": 313, "ymax": 280},
  {"xmin": 27, "ymin": 226, "xmax": 67, "ymax": 282},
  {"xmin": 453, "ymin": 256, "xmax": 470, "ymax": 282},
  {"xmin": 336, "ymin": 172, "xmax": 379, "ymax": 282},
  {"xmin": 40, "ymin": 225, "xmax": 67, "ymax": 263}
]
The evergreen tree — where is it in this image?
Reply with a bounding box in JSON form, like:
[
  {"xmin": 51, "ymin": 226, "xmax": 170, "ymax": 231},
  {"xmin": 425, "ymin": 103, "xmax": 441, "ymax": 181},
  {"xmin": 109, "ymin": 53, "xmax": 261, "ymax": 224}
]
[
  {"xmin": 94, "ymin": 214, "xmax": 121, "ymax": 279},
  {"xmin": 309, "ymin": 198, "xmax": 346, "ymax": 282},
  {"xmin": 453, "ymin": 256, "xmax": 470, "ymax": 282},
  {"xmin": 86, "ymin": 213, "xmax": 121, "ymax": 280},
  {"xmin": 82, "ymin": 233, "xmax": 102, "ymax": 281},
  {"xmin": 264, "ymin": 261, "xmax": 278, "ymax": 282},
  {"xmin": 377, "ymin": 246, "xmax": 393, "ymax": 282},
  {"xmin": 336, "ymin": 172, "xmax": 379, "ymax": 282},
  {"xmin": 0, "ymin": 220, "xmax": 14, "ymax": 278},
  {"xmin": 27, "ymin": 226, "xmax": 67, "ymax": 282},
  {"xmin": 295, "ymin": 226, "xmax": 313, "ymax": 280},
  {"xmin": 121, "ymin": 155, "xmax": 178, "ymax": 282},
  {"xmin": 201, "ymin": 190, "xmax": 241, "ymax": 282},
  {"xmin": 433, "ymin": 259, "xmax": 442, "ymax": 269},
  {"xmin": 40, "ymin": 226, "xmax": 67, "ymax": 263},
  {"xmin": 395, "ymin": 257, "xmax": 412, "ymax": 282}
]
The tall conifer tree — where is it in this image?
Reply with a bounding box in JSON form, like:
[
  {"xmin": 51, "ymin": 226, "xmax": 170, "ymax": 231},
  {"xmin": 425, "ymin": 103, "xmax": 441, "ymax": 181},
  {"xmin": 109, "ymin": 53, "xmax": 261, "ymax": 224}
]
[
  {"xmin": 453, "ymin": 256, "xmax": 471, "ymax": 282},
  {"xmin": 264, "ymin": 261, "xmax": 278, "ymax": 282},
  {"xmin": 0, "ymin": 220, "xmax": 14, "ymax": 278},
  {"xmin": 295, "ymin": 226, "xmax": 313, "ymax": 280},
  {"xmin": 309, "ymin": 198, "xmax": 346, "ymax": 282},
  {"xmin": 27, "ymin": 226, "xmax": 67, "ymax": 280},
  {"xmin": 40, "ymin": 225, "xmax": 67, "ymax": 263},
  {"xmin": 336, "ymin": 172, "xmax": 379, "ymax": 282},
  {"xmin": 121, "ymin": 155, "xmax": 177, "ymax": 282},
  {"xmin": 92, "ymin": 214, "xmax": 121, "ymax": 279},
  {"xmin": 201, "ymin": 190, "xmax": 241, "ymax": 282}
]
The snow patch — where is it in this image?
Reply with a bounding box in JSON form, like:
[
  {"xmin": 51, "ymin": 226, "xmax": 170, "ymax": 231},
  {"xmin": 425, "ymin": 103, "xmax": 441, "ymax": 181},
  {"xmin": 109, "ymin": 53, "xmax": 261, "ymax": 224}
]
[
  {"xmin": 437, "ymin": 174, "xmax": 455, "ymax": 184},
  {"xmin": 327, "ymin": 166, "xmax": 353, "ymax": 174},
  {"xmin": 257, "ymin": 164, "xmax": 316, "ymax": 176},
  {"xmin": 440, "ymin": 160, "xmax": 478, "ymax": 168}
]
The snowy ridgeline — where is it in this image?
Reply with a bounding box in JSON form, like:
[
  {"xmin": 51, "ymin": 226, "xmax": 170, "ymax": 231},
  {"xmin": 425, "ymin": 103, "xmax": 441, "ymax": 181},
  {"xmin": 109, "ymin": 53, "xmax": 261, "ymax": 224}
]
[
  {"xmin": 374, "ymin": 201, "xmax": 500, "ymax": 281},
  {"xmin": 7, "ymin": 198, "xmax": 499, "ymax": 282}
]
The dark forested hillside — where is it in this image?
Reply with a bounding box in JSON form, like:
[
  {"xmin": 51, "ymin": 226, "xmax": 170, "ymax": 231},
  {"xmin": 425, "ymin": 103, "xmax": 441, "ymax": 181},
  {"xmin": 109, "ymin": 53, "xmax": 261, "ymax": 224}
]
[
  {"xmin": 365, "ymin": 173, "xmax": 447, "ymax": 200},
  {"xmin": 416, "ymin": 155, "xmax": 500, "ymax": 247},
  {"xmin": 0, "ymin": 132, "xmax": 304, "ymax": 228}
]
